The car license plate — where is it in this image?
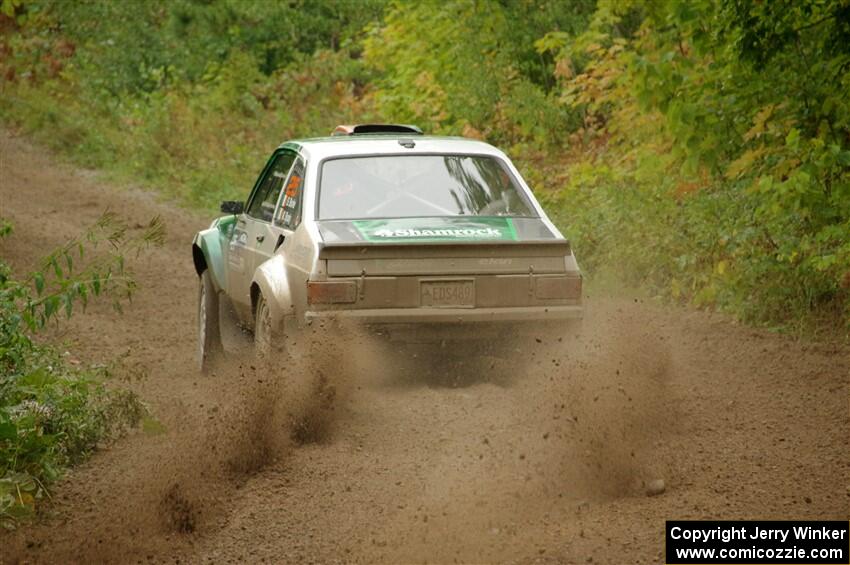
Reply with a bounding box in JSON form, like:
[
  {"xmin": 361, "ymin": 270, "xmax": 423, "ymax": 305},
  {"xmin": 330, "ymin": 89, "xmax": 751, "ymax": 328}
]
[{"xmin": 420, "ymin": 280, "xmax": 475, "ymax": 308}]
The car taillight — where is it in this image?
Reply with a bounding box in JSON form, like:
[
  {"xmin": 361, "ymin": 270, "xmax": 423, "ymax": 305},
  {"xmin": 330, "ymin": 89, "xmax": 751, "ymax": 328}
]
[
  {"xmin": 535, "ymin": 275, "xmax": 582, "ymax": 300},
  {"xmin": 307, "ymin": 281, "xmax": 357, "ymax": 304}
]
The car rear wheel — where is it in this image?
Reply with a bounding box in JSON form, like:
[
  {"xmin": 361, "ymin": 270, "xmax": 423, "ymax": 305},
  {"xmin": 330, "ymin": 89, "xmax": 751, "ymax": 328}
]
[
  {"xmin": 254, "ymin": 293, "xmax": 274, "ymax": 363},
  {"xmin": 198, "ymin": 270, "xmax": 223, "ymax": 374}
]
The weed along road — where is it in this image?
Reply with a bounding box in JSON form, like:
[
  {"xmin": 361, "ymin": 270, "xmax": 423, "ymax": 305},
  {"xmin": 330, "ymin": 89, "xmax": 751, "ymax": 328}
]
[{"xmin": 0, "ymin": 128, "xmax": 848, "ymax": 563}]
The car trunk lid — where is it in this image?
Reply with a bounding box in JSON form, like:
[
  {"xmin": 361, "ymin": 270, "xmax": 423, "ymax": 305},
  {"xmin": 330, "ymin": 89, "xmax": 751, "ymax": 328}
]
[
  {"xmin": 319, "ymin": 240, "xmax": 570, "ymax": 276},
  {"xmin": 317, "ymin": 217, "xmax": 569, "ymax": 276}
]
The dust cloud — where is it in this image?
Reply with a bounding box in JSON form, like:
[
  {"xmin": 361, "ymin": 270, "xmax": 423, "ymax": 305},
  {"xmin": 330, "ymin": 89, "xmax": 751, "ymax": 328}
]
[{"xmin": 3, "ymin": 322, "xmax": 368, "ymax": 563}]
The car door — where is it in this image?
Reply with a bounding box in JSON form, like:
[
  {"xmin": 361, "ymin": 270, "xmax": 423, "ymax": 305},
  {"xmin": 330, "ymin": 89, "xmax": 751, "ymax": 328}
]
[
  {"xmin": 227, "ymin": 150, "xmax": 296, "ymax": 319},
  {"xmin": 250, "ymin": 156, "xmax": 306, "ymax": 278}
]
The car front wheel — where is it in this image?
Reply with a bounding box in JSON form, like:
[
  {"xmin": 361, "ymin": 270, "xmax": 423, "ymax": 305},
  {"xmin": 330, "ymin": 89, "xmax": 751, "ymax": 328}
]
[{"xmin": 197, "ymin": 270, "xmax": 222, "ymax": 374}]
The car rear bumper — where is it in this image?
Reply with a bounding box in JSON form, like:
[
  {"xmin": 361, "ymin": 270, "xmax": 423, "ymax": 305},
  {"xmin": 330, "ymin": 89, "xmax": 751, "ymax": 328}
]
[{"xmin": 305, "ymin": 304, "xmax": 582, "ymax": 325}]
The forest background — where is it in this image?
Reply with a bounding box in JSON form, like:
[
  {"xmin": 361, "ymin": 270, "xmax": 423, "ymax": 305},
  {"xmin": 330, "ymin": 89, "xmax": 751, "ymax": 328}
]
[{"xmin": 2, "ymin": 0, "xmax": 848, "ymax": 335}]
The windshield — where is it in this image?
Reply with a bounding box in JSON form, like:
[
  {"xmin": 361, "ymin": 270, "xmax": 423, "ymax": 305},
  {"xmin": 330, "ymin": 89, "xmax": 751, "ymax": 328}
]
[{"xmin": 318, "ymin": 154, "xmax": 536, "ymax": 220}]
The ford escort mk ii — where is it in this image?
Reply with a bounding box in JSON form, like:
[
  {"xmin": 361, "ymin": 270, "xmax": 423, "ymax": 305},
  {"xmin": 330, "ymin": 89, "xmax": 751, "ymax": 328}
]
[{"xmin": 191, "ymin": 124, "xmax": 582, "ymax": 371}]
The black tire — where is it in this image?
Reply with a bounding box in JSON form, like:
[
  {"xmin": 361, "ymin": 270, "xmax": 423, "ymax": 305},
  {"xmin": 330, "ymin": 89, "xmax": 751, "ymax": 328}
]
[
  {"xmin": 197, "ymin": 270, "xmax": 223, "ymax": 374},
  {"xmin": 254, "ymin": 292, "xmax": 298, "ymax": 365},
  {"xmin": 254, "ymin": 293, "xmax": 274, "ymax": 364}
]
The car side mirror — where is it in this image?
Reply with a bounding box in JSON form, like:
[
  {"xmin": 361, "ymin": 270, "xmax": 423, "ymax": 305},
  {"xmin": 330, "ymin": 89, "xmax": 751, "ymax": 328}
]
[{"xmin": 220, "ymin": 201, "xmax": 244, "ymax": 214}]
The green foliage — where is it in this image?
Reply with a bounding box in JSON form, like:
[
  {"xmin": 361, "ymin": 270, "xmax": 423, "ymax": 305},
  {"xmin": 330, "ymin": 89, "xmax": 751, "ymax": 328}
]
[
  {"xmin": 6, "ymin": 213, "xmax": 165, "ymax": 330},
  {"xmin": 0, "ymin": 0, "xmax": 847, "ymax": 334},
  {"xmin": 363, "ymin": 0, "xmax": 593, "ymax": 148},
  {"xmin": 0, "ymin": 214, "xmax": 161, "ymax": 527},
  {"xmin": 546, "ymin": 0, "xmax": 850, "ymax": 333},
  {"xmin": 32, "ymin": 0, "xmax": 385, "ymax": 96},
  {"xmin": 0, "ymin": 0, "xmax": 385, "ymax": 212}
]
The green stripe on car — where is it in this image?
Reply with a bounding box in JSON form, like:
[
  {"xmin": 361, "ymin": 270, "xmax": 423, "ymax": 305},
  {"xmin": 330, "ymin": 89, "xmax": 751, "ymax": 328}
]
[{"xmin": 352, "ymin": 217, "xmax": 518, "ymax": 242}]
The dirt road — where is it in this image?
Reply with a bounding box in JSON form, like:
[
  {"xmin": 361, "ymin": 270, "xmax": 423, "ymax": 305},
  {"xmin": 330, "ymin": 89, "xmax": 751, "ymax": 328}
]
[{"xmin": 1, "ymin": 129, "xmax": 848, "ymax": 564}]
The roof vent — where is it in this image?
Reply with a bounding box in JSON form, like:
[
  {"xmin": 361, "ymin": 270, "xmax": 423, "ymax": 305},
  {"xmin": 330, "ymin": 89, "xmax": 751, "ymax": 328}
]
[{"xmin": 331, "ymin": 124, "xmax": 423, "ymax": 136}]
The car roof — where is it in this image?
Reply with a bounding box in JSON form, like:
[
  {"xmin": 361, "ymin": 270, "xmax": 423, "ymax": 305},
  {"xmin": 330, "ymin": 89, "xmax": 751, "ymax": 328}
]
[{"xmin": 278, "ymin": 135, "xmax": 508, "ymax": 162}]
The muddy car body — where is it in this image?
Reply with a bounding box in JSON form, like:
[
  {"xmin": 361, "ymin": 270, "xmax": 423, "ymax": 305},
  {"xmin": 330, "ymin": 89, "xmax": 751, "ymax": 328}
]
[{"xmin": 192, "ymin": 125, "xmax": 582, "ymax": 370}]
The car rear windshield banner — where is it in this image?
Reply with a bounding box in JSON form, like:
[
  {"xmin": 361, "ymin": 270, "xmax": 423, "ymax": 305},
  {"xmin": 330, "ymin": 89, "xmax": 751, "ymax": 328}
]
[
  {"xmin": 352, "ymin": 217, "xmax": 518, "ymax": 242},
  {"xmin": 666, "ymin": 521, "xmax": 849, "ymax": 564}
]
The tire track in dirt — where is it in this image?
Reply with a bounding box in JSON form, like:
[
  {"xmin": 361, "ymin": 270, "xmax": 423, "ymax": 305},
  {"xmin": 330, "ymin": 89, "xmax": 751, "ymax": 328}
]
[{"xmin": 1, "ymin": 129, "xmax": 848, "ymax": 564}]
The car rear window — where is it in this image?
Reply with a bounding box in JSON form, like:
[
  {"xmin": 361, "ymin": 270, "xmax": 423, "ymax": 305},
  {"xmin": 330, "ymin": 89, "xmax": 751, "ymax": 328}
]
[{"xmin": 318, "ymin": 154, "xmax": 536, "ymax": 220}]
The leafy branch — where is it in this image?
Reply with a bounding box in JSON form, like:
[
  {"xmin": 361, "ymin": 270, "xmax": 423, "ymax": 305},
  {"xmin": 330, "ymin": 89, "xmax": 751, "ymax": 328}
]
[{"xmin": 0, "ymin": 212, "xmax": 165, "ymax": 333}]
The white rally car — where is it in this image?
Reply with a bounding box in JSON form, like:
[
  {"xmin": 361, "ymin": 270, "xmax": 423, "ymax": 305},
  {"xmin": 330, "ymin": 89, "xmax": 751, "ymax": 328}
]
[{"xmin": 192, "ymin": 124, "xmax": 582, "ymax": 372}]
